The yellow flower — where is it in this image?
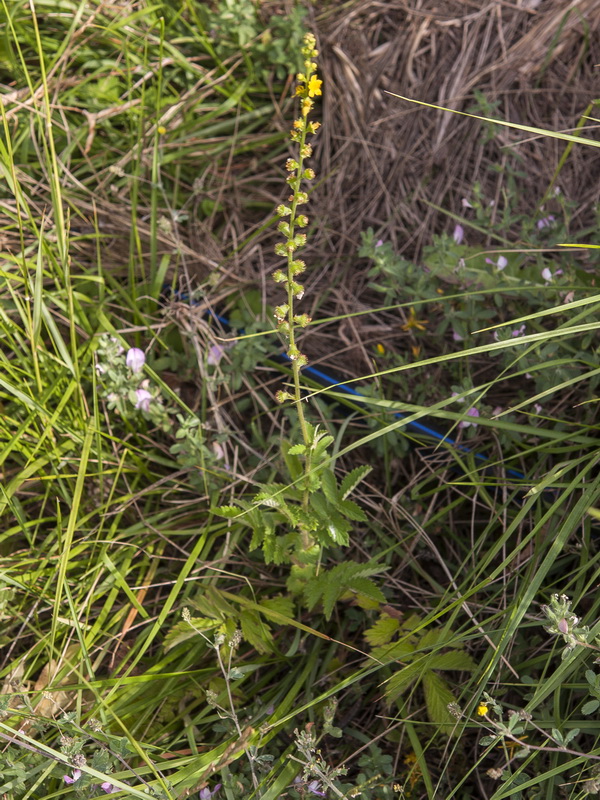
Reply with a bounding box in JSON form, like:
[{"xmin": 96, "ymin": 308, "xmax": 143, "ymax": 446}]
[
  {"xmin": 375, "ymin": 343, "xmax": 385, "ymax": 355},
  {"xmin": 157, "ymin": 125, "xmax": 166, "ymax": 135},
  {"xmin": 307, "ymin": 74, "xmax": 322, "ymax": 97},
  {"xmin": 401, "ymin": 307, "xmax": 428, "ymax": 332},
  {"xmin": 476, "ymin": 703, "xmax": 489, "ymax": 716}
]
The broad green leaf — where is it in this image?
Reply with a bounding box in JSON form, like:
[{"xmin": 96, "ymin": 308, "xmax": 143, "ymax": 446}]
[
  {"xmin": 422, "ymin": 671, "xmax": 457, "ymax": 730},
  {"xmin": 427, "ymin": 650, "xmax": 476, "ymax": 672},
  {"xmin": 386, "ymin": 662, "xmax": 422, "ymax": 700},
  {"xmin": 364, "ymin": 615, "xmax": 400, "ymax": 646},
  {"xmin": 321, "ymin": 469, "xmax": 338, "ymax": 503}
]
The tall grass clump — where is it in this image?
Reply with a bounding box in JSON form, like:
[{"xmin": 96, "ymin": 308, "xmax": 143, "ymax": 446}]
[{"xmin": 1, "ymin": 2, "xmax": 600, "ymax": 800}]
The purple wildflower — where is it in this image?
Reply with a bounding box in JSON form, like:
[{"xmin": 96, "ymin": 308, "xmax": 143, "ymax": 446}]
[
  {"xmin": 207, "ymin": 344, "xmax": 226, "ymax": 366},
  {"xmin": 126, "ymin": 347, "xmax": 146, "ymax": 373},
  {"xmin": 452, "ymin": 224, "xmax": 464, "ymax": 245},
  {"xmin": 308, "ymin": 780, "xmax": 327, "ymax": 797},
  {"xmin": 64, "ymin": 770, "xmax": 82, "ymax": 785},
  {"xmin": 542, "ymin": 267, "xmax": 563, "ymax": 283},
  {"xmin": 459, "ymin": 407, "xmax": 480, "ymax": 429},
  {"xmin": 493, "ymin": 324, "xmax": 525, "ymax": 342},
  {"xmin": 452, "ymin": 330, "xmax": 464, "ymax": 342},
  {"xmin": 134, "ymin": 388, "xmax": 152, "ymax": 411},
  {"xmin": 101, "ymin": 782, "xmax": 116, "ymax": 794},
  {"xmin": 485, "ymin": 255, "xmax": 507, "ymax": 270},
  {"xmin": 461, "ymin": 197, "xmax": 473, "ymax": 208},
  {"xmin": 375, "ymin": 239, "xmax": 384, "ymax": 247},
  {"xmin": 199, "ymin": 784, "xmax": 222, "ymax": 800},
  {"xmin": 537, "ymin": 215, "xmax": 555, "ymax": 230}
]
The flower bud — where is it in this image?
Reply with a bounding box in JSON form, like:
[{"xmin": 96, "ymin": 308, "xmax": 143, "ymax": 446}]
[
  {"xmin": 304, "ymin": 168, "xmax": 315, "ymax": 180},
  {"xmin": 286, "ymin": 158, "xmax": 298, "ymax": 172},
  {"xmin": 296, "ymin": 215, "xmax": 308, "ymax": 227},
  {"xmin": 275, "ymin": 390, "xmax": 293, "ymax": 403},
  {"xmin": 276, "ymin": 204, "xmax": 291, "ymax": 217},
  {"xmin": 272, "ymin": 269, "xmax": 287, "ymax": 283}
]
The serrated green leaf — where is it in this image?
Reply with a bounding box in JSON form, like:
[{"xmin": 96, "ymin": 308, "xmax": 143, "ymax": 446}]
[
  {"xmin": 340, "ymin": 464, "xmax": 372, "ymax": 499},
  {"xmin": 349, "ymin": 577, "xmax": 385, "ymax": 604},
  {"xmin": 364, "ymin": 615, "xmax": 400, "ymax": 646},
  {"xmin": 427, "ymin": 650, "xmax": 476, "ymax": 672},
  {"xmin": 240, "ymin": 610, "xmax": 273, "ymax": 654},
  {"xmin": 386, "ymin": 662, "xmax": 422, "ymax": 700},
  {"xmin": 261, "ymin": 595, "xmax": 295, "ymax": 621},
  {"xmin": 371, "ymin": 640, "xmax": 415, "ymax": 664},
  {"xmin": 163, "ymin": 617, "xmax": 219, "ymax": 651},
  {"xmin": 321, "ymin": 469, "xmax": 338, "ymax": 503},
  {"xmin": 338, "ymin": 498, "xmax": 367, "ymax": 522},
  {"xmin": 423, "ymin": 671, "xmax": 457, "ymax": 731},
  {"xmin": 322, "ymin": 580, "xmax": 343, "ymax": 620},
  {"xmin": 287, "ymin": 443, "xmax": 306, "ymax": 455},
  {"xmin": 213, "ymin": 505, "xmax": 242, "ymax": 518},
  {"xmin": 309, "ymin": 490, "xmax": 332, "ymax": 520}
]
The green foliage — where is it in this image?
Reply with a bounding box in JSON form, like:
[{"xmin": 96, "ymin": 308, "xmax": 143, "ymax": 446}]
[
  {"xmin": 365, "ymin": 612, "xmax": 476, "ymax": 732},
  {"xmin": 215, "ymin": 422, "xmax": 376, "ymax": 614},
  {"xmin": 204, "ymin": 0, "xmax": 308, "ymax": 81}
]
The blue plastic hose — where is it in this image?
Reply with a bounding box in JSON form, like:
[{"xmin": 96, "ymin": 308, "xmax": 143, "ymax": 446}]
[{"xmin": 164, "ymin": 286, "xmax": 526, "ymax": 482}]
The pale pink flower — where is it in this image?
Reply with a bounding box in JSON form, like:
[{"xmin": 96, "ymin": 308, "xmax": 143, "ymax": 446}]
[
  {"xmin": 461, "ymin": 197, "xmax": 473, "ymax": 208},
  {"xmin": 452, "ymin": 224, "xmax": 464, "ymax": 245},
  {"xmin": 126, "ymin": 347, "xmax": 145, "ymax": 373},
  {"xmin": 134, "ymin": 388, "xmax": 152, "ymax": 411},
  {"xmin": 64, "ymin": 770, "xmax": 82, "ymax": 785},
  {"xmin": 459, "ymin": 407, "xmax": 480, "ymax": 429},
  {"xmin": 375, "ymin": 239, "xmax": 384, "ymax": 247},
  {"xmin": 486, "ymin": 255, "xmax": 507, "ymax": 270},
  {"xmin": 537, "ymin": 215, "xmax": 555, "ymax": 230}
]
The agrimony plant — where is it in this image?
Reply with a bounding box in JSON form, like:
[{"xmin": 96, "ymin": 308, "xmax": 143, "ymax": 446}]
[{"xmin": 216, "ymin": 33, "xmax": 382, "ymax": 612}]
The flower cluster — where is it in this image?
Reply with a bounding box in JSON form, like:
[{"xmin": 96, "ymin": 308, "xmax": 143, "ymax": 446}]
[
  {"xmin": 94, "ymin": 335, "xmax": 228, "ymax": 487},
  {"xmin": 542, "ymin": 593, "xmax": 590, "ymax": 657},
  {"xmin": 95, "ymin": 335, "xmax": 171, "ymax": 431},
  {"xmin": 63, "ymin": 769, "xmax": 117, "ymax": 793},
  {"xmin": 273, "ymin": 32, "xmax": 321, "ymax": 387}
]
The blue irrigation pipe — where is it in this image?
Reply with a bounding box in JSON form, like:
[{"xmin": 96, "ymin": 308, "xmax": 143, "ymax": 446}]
[{"xmin": 164, "ymin": 286, "xmax": 526, "ymax": 482}]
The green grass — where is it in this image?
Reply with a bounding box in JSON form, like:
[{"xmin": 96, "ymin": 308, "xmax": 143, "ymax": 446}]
[{"xmin": 1, "ymin": 2, "xmax": 600, "ymax": 800}]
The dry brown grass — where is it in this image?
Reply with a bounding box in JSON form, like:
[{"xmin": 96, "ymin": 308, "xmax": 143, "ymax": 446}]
[{"xmin": 309, "ymin": 0, "xmax": 600, "ymax": 267}]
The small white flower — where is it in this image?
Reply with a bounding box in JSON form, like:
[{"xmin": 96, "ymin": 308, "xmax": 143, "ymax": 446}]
[
  {"xmin": 485, "ymin": 255, "xmax": 507, "ymax": 270},
  {"xmin": 134, "ymin": 389, "xmax": 152, "ymax": 411},
  {"xmin": 541, "ymin": 267, "xmax": 553, "ymax": 282},
  {"xmin": 461, "ymin": 197, "xmax": 473, "ymax": 208},
  {"xmin": 126, "ymin": 347, "xmax": 145, "ymax": 373}
]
